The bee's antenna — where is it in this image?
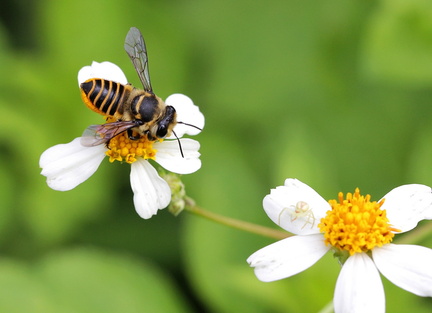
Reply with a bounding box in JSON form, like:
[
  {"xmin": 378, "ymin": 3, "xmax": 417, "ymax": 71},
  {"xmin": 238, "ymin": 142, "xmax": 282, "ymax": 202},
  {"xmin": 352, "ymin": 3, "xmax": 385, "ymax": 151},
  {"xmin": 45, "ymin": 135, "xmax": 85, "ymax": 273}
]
[
  {"xmin": 177, "ymin": 121, "xmax": 202, "ymax": 132},
  {"xmin": 172, "ymin": 130, "xmax": 184, "ymax": 158}
]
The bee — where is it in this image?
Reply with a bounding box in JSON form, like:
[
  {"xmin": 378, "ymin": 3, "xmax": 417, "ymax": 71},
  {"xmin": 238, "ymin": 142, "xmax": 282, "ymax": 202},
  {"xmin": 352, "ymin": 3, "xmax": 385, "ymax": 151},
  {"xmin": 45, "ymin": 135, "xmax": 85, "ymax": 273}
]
[{"xmin": 80, "ymin": 27, "xmax": 192, "ymax": 151}]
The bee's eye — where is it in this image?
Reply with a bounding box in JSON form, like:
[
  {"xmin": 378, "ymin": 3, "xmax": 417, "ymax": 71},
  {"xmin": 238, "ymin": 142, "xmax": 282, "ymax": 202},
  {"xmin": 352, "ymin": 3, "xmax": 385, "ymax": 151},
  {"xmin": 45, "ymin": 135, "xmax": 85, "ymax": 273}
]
[{"xmin": 156, "ymin": 125, "xmax": 168, "ymax": 138}]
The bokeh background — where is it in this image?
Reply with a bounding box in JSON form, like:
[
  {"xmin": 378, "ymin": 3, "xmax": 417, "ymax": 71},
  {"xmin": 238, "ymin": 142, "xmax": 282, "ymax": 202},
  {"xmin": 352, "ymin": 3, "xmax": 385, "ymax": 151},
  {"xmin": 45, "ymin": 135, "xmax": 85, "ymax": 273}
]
[{"xmin": 1, "ymin": 0, "xmax": 432, "ymax": 312}]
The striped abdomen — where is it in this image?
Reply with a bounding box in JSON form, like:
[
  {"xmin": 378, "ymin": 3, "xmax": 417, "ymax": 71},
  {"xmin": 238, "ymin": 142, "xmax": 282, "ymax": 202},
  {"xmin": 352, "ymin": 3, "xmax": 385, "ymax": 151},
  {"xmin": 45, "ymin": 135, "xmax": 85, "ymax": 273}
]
[{"xmin": 80, "ymin": 78, "xmax": 130, "ymax": 118}]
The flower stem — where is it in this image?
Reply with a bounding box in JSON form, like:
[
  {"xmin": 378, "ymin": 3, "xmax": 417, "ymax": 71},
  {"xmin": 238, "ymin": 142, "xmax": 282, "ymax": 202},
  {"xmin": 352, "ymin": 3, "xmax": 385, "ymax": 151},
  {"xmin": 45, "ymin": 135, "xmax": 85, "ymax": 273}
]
[{"xmin": 184, "ymin": 198, "xmax": 290, "ymax": 240}]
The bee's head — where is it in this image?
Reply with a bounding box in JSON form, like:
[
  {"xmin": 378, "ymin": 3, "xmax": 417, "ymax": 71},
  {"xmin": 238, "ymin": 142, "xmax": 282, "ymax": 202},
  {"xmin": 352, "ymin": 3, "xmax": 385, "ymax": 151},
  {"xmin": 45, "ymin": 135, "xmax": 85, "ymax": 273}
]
[
  {"xmin": 149, "ymin": 105, "xmax": 202, "ymax": 158},
  {"xmin": 154, "ymin": 105, "xmax": 177, "ymax": 138}
]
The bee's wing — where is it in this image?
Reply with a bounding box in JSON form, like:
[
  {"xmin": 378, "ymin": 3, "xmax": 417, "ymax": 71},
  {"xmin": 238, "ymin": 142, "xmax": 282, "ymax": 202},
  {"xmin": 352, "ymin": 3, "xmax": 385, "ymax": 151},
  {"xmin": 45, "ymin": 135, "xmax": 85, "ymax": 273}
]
[
  {"xmin": 80, "ymin": 121, "xmax": 138, "ymax": 147},
  {"xmin": 124, "ymin": 27, "xmax": 153, "ymax": 93}
]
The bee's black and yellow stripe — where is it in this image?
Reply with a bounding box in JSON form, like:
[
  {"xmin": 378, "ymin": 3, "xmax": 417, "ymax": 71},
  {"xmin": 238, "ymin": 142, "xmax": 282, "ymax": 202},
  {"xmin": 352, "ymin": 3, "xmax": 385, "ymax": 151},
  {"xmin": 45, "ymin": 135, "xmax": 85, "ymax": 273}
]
[{"xmin": 80, "ymin": 78, "xmax": 129, "ymax": 118}]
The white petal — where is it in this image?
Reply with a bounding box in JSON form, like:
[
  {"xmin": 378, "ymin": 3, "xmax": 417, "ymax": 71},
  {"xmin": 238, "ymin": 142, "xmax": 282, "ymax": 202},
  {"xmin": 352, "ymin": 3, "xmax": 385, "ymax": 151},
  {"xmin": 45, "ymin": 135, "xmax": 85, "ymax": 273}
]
[
  {"xmin": 77, "ymin": 61, "xmax": 128, "ymax": 85},
  {"xmin": 263, "ymin": 178, "xmax": 330, "ymax": 235},
  {"xmin": 40, "ymin": 137, "xmax": 106, "ymax": 191},
  {"xmin": 373, "ymin": 244, "xmax": 432, "ymax": 297},
  {"xmin": 380, "ymin": 184, "xmax": 432, "ymax": 232},
  {"xmin": 153, "ymin": 138, "xmax": 201, "ymax": 174},
  {"xmin": 130, "ymin": 159, "xmax": 171, "ymax": 219},
  {"xmin": 166, "ymin": 94, "xmax": 205, "ymax": 138},
  {"xmin": 334, "ymin": 253, "xmax": 385, "ymax": 313},
  {"xmin": 247, "ymin": 234, "xmax": 329, "ymax": 282}
]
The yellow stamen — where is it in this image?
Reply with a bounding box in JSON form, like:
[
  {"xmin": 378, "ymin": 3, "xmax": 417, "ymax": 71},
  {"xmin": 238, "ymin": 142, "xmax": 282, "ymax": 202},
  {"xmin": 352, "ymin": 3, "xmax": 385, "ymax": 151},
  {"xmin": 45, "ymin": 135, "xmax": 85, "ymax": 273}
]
[
  {"xmin": 105, "ymin": 131, "xmax": 158, "ymax": 164},
  {"xmin": 318, "ymin": 188, "xmax": 400, "ymax": 255}
]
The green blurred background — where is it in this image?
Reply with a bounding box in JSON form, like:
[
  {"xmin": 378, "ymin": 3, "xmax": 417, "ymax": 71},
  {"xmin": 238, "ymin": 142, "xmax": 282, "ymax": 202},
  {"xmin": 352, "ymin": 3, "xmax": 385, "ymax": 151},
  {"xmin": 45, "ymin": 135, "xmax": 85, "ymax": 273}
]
[{"xmin": 0, "ymin": 0, "xmax": 432, "ymax": 312}]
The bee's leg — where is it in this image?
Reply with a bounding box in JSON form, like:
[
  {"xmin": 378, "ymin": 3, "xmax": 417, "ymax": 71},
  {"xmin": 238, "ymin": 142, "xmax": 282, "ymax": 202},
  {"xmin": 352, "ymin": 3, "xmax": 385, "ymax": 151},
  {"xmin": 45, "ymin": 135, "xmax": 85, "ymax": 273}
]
[
  {"xmin": 127, "ymin": 129, "xmax": 141, "ymax": 140},
  {"xmin": 145, "ymin": 131, "xmax": 156, "ymax": 141},
  {"xmin": 127, "ymin": 120, "xmax": 144, "ymax": 140}
]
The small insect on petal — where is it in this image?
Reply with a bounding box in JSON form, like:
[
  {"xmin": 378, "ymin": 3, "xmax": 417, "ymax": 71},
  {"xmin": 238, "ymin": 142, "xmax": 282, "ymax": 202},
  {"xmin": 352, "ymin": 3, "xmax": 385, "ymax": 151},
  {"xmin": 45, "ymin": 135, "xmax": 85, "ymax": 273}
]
[{"xmin": 278, "ymin": 201, "xmax": 316, "ymax": 229}]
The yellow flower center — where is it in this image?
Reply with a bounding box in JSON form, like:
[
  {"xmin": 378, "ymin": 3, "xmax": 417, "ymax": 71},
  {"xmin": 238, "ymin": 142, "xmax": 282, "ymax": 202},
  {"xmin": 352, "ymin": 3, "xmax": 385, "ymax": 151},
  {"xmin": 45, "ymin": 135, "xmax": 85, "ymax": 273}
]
[
  {"xmin": 102, "ymin": 117, "xmax": 159, "ymax": 164},
  {"xmin": 105, "ymin": 131, "xmax": 158, "ymax": 164},
  {"xmin": 318, "ymin": 188, "xmax": 400, "ymax": 255}
]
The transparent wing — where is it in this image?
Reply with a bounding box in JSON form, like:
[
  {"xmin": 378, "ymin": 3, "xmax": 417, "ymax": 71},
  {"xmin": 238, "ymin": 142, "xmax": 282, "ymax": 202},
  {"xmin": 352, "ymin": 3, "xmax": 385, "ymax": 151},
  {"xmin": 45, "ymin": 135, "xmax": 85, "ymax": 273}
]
[
  {"xmin": 124, "ymin": 27, "xmax": 153, "ymax": 93},
  {"xmin": 80, "ymin": 121, "xmax": 138, "ymax": 147}
]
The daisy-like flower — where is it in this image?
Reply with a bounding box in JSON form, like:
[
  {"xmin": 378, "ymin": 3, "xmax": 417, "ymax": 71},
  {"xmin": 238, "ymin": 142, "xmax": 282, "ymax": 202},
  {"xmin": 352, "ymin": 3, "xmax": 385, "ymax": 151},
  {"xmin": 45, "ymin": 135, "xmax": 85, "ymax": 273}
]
[
  {"xmin": 40, "ymin": 61, "xmax": 204, "ymax": 219},
  {"xmin": 247, "ymin": 178, "xmax": 432, "ymax": 313}
]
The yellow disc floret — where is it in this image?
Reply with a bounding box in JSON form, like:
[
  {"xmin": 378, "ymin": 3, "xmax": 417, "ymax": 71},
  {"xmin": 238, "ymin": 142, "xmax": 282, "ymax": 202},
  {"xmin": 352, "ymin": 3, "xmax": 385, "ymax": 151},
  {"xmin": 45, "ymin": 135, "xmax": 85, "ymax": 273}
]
[
  {"xmin": 318, "ymin": 188, "xmax": 400, "ymax": 255},
  {"xmin": 106, "ymin": 131, "xmax": 158, "ymax": 164}
]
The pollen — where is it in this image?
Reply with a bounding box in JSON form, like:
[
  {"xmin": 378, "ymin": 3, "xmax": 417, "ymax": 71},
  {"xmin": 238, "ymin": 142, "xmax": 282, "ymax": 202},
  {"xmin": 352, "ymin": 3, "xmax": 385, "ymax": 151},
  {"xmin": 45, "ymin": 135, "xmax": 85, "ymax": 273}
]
[
  {"xmin": 318, "ymin": 188, "xmax": 400, "ymax": 255},
  {"xmin": 105, "ymin": 131, "xmax": 158, "ymax": 164}
]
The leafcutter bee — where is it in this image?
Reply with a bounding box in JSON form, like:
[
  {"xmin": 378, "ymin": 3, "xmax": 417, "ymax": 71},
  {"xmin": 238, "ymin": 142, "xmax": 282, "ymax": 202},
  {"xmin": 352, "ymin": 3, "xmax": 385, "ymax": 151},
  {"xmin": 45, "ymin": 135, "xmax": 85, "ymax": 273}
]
[{"xmin": 80, "ymin": 27, "xmax": 194, "ymax": 152}]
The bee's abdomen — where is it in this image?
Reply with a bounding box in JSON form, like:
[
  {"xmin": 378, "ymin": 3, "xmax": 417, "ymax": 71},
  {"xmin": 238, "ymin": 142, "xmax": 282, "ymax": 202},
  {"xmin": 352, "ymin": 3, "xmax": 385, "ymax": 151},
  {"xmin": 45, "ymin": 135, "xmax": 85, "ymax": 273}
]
[{"xmin": 80, "ymin": 79, "xmax": 128, "ymax": 117}]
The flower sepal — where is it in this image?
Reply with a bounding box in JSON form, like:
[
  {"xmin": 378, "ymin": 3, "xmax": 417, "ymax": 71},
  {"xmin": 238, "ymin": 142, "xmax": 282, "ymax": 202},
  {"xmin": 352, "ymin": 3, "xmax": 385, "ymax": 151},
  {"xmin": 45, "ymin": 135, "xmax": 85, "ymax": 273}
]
[
  {"xmin": 332, "ymin": 248, "xmax": 350, "ymax": 266},
  {"xmin": 159, "ymin": 170, "xmax": 190, "ymax": 216}
]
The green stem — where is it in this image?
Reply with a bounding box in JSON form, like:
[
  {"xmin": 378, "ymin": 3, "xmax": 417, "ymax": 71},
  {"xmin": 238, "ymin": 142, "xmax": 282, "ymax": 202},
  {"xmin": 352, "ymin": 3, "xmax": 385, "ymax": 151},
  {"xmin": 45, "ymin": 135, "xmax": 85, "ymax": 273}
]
[{"xmin": 184, "ymin": 200, "xmax": 290, "ymax": 240}]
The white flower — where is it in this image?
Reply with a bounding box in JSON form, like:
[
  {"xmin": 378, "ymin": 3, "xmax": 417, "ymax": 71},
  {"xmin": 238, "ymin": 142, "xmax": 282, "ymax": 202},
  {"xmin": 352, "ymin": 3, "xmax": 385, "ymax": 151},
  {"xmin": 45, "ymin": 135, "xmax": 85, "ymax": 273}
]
[
  {"xmin": 247, "ymin": 178, "xmax": 432, "ymax": 313},
  {"xmin": 40, "ymin": 61, "xmax": 204, "ymax": 219}
]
